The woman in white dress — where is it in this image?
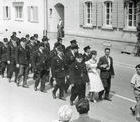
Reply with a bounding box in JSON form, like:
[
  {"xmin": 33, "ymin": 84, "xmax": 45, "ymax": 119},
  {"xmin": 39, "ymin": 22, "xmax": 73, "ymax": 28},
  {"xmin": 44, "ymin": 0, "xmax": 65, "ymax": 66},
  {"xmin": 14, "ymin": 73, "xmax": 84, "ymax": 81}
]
[{"xmin": 85, "ymin": 50, "xmax": 104, "ymax": 102}]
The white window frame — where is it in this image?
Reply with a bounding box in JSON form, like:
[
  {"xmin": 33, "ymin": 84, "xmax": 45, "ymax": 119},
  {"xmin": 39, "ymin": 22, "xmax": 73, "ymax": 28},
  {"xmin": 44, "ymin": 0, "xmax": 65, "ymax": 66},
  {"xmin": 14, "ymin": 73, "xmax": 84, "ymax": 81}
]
[
  {"xmin": 84, "ymin": 1, "xmax": 92, "ymax": 27},
  {"xmin": 28, "ymin": 6, "xmax": 39, "ymax": 23},
  {"xmin": 125, "ymin": 1, "xmax": 136, "ymax": 30},
  {"xmin": 15, "ymin": 5, "xmax": 23, "ymax": 21},
  {"xmin": 104, "ymin": 1, "xmax": 112, "ymax": 27},
  {"xmin": 3, "ymin": 6, "xmax": 11, "ymax": 20}
]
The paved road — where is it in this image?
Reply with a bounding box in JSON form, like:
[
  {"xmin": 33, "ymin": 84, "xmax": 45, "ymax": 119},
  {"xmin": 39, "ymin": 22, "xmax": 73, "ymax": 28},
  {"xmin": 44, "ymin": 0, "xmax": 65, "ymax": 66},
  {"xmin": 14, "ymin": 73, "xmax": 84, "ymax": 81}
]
[{"xmin": 0, "ymin": 61, "xmax": 137, "ymax": 122}]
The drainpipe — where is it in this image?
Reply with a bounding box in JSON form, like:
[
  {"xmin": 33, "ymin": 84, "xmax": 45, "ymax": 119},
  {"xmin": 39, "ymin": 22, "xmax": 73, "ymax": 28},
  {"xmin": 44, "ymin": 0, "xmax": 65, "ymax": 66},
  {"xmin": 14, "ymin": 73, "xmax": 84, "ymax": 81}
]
[{"xmin": 43, "ymin": 0, "xmax": 48, "ymax": 36}]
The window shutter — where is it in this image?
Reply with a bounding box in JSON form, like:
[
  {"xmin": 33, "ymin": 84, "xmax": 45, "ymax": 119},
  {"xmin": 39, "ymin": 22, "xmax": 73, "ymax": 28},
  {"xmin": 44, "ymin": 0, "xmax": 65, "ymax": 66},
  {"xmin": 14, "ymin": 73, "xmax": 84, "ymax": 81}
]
[
  {"xmin": 8, "ymin": 7, "xmax": 11, "ymax": 19},
  {"xmin": 79, "ymin": 1, "xmax": 84, "ymax": 26},
  {"xmin": 92, "ymin": 0, "xmax": 97, "ymax": 26},
  {"xmin": 34, "ymin": 7, "xmax": 38, "ymax": 22},
  {"xmin": 112, "ymin": 0, "xmax": 118, "ymax": 28},
  {"xmin": 27, "ymin": 6, "xmax": 31, "ymax": 21},
  {"xmin": 3, "ymin": 6, "xmax": 6, "ymax": 19},
  {"xmin": 97, "ymin": 2, "xmax": 103, "ymax": 27},
  {"xmin": 118, "ymin": 1, "xmax": 124, "ymax": 28}
]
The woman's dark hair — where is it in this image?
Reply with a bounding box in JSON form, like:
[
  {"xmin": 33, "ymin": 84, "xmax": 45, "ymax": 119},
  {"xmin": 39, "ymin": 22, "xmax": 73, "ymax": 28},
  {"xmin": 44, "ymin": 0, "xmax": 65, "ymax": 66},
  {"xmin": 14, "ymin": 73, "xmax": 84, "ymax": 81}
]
[
  {"xmin": 90, "ymin": 50, "xmax": 97, "ymax": 56},
  {"xmin": 105, "ymin": 48, "xmax": 110, "ymax": 51},
  {"xmin": 76, "ymin": 98, "xmax": 89, "ymax": 114}
]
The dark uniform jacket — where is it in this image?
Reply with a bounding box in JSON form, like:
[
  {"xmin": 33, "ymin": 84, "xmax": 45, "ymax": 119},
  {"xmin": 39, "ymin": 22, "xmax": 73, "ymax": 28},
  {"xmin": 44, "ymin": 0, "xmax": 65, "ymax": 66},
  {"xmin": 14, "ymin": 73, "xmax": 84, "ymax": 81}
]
[
  {"xmin": 69, "ymin": 61, "xmax": 89, "ymax": 84},
  {"xmin": 7, "ymin": 41, "xmax": 17, "ymax": 62},
  {"xmin": 32, "ymin": 50, "xmax": 48, "ymax": 71},
  {"xmin": 51, "ymin": 55, "xmax": 66, "ymax": 79},
  {"xmin": 16, "ymin": 45, "xmax": 30, "ymax": 66},
  {"xmin": 65, "ymin": 45, "xmax": 71, "ymax": 53},
  {"xmin": 82, "ymin": 53, "xmax": 91, "ymax": 62},
  {"xmin": 97, "ymin": 56, "xmax": 115, "ymax": 79},
  {"xmin": 0, "ymin": 43, "xmax": 8, "ymax": 62}
]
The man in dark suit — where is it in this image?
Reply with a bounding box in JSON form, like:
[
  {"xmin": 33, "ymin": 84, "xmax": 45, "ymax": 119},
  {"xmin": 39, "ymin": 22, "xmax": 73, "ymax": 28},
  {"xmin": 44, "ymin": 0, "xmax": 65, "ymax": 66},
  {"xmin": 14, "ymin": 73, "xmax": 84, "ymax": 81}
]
[
  {"xmin": 16, "ymin": 38, "xmax": 30, "ymax": 88},
  {"xmin": 51, "ymin": 46, "xmax": 67, "ymax": 100},
  {"xmin": 7, "ymin": 36, "xmax": 19, "ymax": 83},
  {"xmin": 73, "ymin": 98, "xmax": 101, "ymax": 122},
  {"xmin": 0, "ymin": 38, "xmax": 8, "ymax": 78},
  {"xmin": 97, "ymin": 48, "xmax": 115, "ymax": 101},
  {"xmin": 82, "ymin": 45, "xmax": 91, "ymax": 62},
  {"xmin": 65, "ymin": 44, "xmax": 79, "ymax": 93},
  {"xmin": 32, "ymin": 43, "xmax": 48, "ymax": 92},
  {"xmin": 69, "ymin": 53, "xmax": 89, "ymax": 105}
]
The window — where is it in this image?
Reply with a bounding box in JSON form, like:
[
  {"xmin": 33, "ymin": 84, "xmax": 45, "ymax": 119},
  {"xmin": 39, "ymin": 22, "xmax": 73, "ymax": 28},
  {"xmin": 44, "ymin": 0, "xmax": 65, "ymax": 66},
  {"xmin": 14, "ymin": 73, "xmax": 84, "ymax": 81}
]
[
  {"xmin": 104, "ymin": 2, "xmax": 112, "ymax": 26},
  {"xmin": 28, "ymin": 6, "xmax": 38, "ymax": 22},
  {"xmin": 126, "ymin": 2, "xmax": 136, "ymax": 28},
  {"xmin": 3, "ymin": 6, "xmax": 11, "ymax": 20},
  {"xmin": 15, "ymin": 6, "xmax": 23, "ymax": 20},
  {"xmin": 85, "ymin": 2, "xmax": 92, "ymax": 26}
]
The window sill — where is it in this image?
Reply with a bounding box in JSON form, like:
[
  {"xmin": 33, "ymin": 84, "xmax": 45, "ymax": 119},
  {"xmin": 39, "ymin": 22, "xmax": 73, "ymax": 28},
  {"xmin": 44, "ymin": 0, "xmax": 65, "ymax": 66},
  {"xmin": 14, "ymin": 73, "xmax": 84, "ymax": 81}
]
[
  {"xmin": 29, "ymin": 20, "xmax": 39, "ymax": 23},
  {"xmin": 3, "ymin": 18, "xmax": 11, "ymax": 20},
  {"xmin": 83, "ymin": 24, "xmax": 93, "ymax": 29},
  {"xmin": 15, "ymin": 18, "xmax": 24, "ymax": 22},
  {"xmin": 123, "ymin": 27, "xmax": 136, "ymax": 32},
  {"xmin": 102, "ymin": 25, "xmax": 113, "ymax": 30}
]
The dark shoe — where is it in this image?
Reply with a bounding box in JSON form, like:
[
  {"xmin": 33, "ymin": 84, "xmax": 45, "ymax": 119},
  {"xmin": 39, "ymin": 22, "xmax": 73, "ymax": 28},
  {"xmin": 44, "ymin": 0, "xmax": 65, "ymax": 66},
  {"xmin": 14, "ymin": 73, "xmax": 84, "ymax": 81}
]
[
  {"xmin": 40, "ymin": 90, "xmax": 47, "ymax": 93},
  {"xmin": 104, "ymin": 97, "xmax": 112, "ymax": 101},
  {"xmin": 70, "ymin": 101, "xmax": 74, "ymax": 106},
  {"xmin": 52, "ymin": 91, "xmax": 56, "ymax": 99},
  {"xmin": 130, "ymin": 107, "xmax": 136, "ymax": 115},
  {"xmin": 34, "ymin": 87, "xmax": 38, "ymax": 91},
  {"xmin": 23, "ymin": 84, "xmax": 29, "ymax": 88},
  {"xmin": 59, "ymin": 97, "xmax": 66, "ymax": 101}
]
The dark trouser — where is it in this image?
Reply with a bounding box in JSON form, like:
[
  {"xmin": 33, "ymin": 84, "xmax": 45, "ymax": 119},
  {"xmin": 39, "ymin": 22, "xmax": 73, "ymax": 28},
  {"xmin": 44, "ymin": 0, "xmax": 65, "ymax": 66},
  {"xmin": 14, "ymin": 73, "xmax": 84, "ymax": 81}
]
[
  {"xmin": 0, "ymin": 62, "xmax": 7, "ymax": 76},
  {"xmin": 70, "ymin": 83, "xmax": 86, "ymax": 102},
  {"xmin": 17, "ymin": 65, "xmax": 29, "ymax": 86},
  {"xmin": 7, "ymin": 61, "xmax": 19, "ymax": 82},
  {"xmin": 99, "ymin": 77, "xmax": 111, "ymax": 98},
  {"xmin": 53, "ymin": 77, "xmax": 65, "ymax": 98},
  {"xmin": 35, "ymin": 70, "xmax": 49, "ymax": 91},
  {"xmin": 65, "ymin": 77, "xmax": 71, "ymax": 92}
]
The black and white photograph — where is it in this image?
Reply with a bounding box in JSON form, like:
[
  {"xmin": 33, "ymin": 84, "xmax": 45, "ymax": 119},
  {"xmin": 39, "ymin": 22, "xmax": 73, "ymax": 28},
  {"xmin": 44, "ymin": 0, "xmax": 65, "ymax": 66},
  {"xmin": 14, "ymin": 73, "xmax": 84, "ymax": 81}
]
[{"xmin": 0, "ymin": 0, "xmax": 140, "ymax": 122}]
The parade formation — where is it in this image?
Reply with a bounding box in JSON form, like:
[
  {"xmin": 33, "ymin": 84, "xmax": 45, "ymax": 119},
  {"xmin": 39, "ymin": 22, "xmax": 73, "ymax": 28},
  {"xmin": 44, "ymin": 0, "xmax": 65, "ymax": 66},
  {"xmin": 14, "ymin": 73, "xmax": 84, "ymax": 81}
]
[{"xmin": 0, "ymin": 31, "xmax": 140, "ymax": 121}]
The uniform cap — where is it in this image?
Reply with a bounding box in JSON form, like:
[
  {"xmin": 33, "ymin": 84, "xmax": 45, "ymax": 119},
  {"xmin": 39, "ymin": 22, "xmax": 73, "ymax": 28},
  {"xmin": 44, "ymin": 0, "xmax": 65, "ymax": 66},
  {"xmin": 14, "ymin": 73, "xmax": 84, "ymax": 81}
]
[
  {"xmin": 84, "ymin": 46, "xmax": 90, "ymax": 52},
  {"xmin": 57, "ymin": 46, "xmax": 63, "ymax": 52},
  {"xmin": 3, "ymin": 38, "xmax": 8, "ymax": 42},
  {"xmin": 90, "ymin": 50, "xmax": 97, "ymax": 55},
  {"xmin": 34, "ymin": 34, "xmax": 38, "ymax": 38},
  {"xmin": 30, "ymin": 36, "xmax": 35, "ymax": 40},
  {"xmin": 54, "ymin": 42, "xmax": 61, "ymax": 48},
  {"xmin": 25, "ymin": 34, "xmax": 30, "ymax": 38},
  {"xmin": 70, "ymin": 40, "xmax": 77, "ymax": 44},
  {"xmin": 20, "ymin": 37, "xmax": 26, "ymax": 42},
  {"xmin": 136, "ymin": 64, "xmax": 140, "ymax": 69},
  {"xmin": 42, "ymin": 36, "xmax": 49, "ymax": 42}
]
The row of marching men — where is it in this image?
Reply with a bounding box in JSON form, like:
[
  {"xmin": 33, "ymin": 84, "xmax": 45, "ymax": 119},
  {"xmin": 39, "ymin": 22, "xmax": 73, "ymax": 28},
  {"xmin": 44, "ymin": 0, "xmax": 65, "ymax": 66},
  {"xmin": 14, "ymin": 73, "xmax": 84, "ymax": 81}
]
[{"xmin": 0, "ymin": 32, "xmax": 113, "ymax": 105}]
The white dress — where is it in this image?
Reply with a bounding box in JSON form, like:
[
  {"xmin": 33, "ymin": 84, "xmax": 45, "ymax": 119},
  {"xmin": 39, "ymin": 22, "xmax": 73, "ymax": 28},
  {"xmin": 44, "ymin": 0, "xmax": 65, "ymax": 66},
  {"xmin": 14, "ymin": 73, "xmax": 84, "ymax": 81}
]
[{"xmin": 85, "ymin": 59, "xmax": 104, "ymax": 92}]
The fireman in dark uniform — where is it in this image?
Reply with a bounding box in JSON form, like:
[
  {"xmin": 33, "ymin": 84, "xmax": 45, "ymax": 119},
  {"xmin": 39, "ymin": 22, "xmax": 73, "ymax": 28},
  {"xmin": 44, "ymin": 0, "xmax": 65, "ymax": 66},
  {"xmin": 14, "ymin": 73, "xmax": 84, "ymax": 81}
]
[
  {"xmin": 0, "ymin": 38, "xmax": 8, "ymax": 78},
  {"xmin": 25, "ymin": 34, "xmax": 30, "ymax": 45},
  {"xmin": 34, "ymin": 34, "xmax": 40, "ymax": 45},
  {"xmin": 65, "ymin": 40, "xmax": 77, "ymax": 53},
  {"xmin": 69, "ymin": 53, "xmax": 89, "ymax": 105},
  {"xmin": 82, "ymin": 46, "xmax": 91, "ymax": 62},
  {"xmin": 65, "ymin": 44, "xmax": 79, "ymax": 93},
  {"xmin": 7, "ymin": 35, "xmax": 19, "ymax": 83},
  {"xmin": 54, "ymin": 37, "xmax": 65, "ymax": 54},
  {"xmin": 49, "ymin": 43, "xmax": 61, "ymax": 87},
  {"xmin": 16, "ymin": 38, "xmax": 30, "ymax": 88},
  {"xmin": 32, "ymin": 43, "xmax": 48, "ymax": 93},
  {"xmin": 27, "ymin": 36, "xmax": 38, "ymax": 73},
  {"xmin": 51, "ymin": 46, "xmax": 67, "ymax": 100}
]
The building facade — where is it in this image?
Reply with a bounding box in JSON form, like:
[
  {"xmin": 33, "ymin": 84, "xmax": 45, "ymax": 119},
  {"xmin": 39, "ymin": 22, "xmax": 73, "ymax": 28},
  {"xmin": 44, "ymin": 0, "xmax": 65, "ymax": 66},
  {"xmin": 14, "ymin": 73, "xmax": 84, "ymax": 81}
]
[
  {"xmin": 0, "ymin": 0, "xmax": 47, "ymax": 39},
  {"xmin": 47, "ymin": 0, "xmax": 137, "ymax": 44}
]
